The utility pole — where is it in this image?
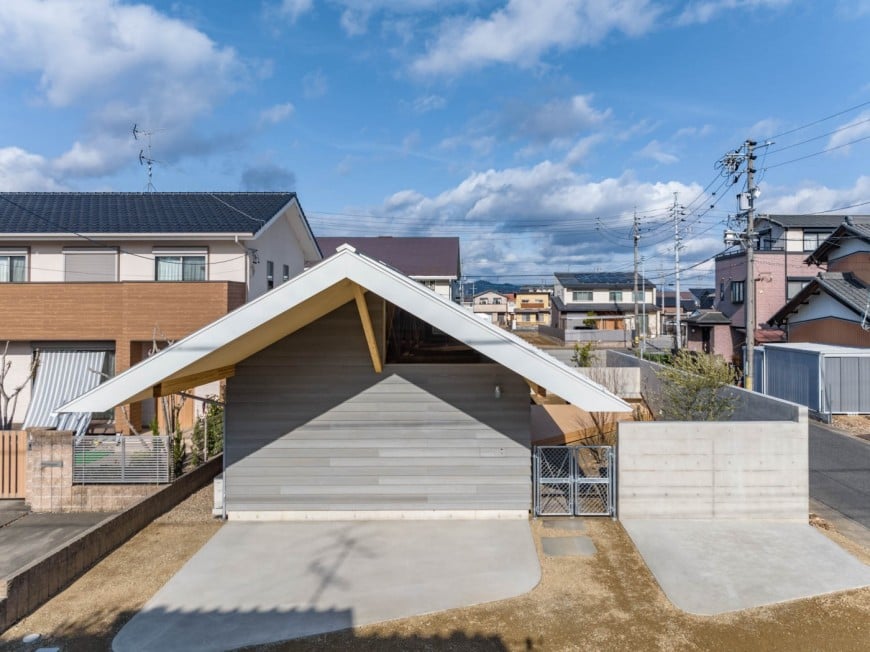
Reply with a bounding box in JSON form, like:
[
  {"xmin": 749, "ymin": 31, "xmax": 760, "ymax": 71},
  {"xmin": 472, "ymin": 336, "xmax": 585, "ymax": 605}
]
[
  {"xmin": 641, "ymin": 256, "xmax": 647, "ymax": 358},
  {"xmin": 744, "ymin": 139, "xmax": 757, "ymax": 391},
  {"xmin": 633, "ymin": 208, "xmax": 640, "ymax": 357},
  {"xmin": 671, "ymin": 192, "xmax": 684, "ymax": 352}
]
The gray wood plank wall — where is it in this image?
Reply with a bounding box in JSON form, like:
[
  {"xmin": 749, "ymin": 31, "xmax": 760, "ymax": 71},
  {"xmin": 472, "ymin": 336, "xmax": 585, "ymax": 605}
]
[{"xmin": 225, "ymin": 297, "xmax": 532, "ymax": 512}]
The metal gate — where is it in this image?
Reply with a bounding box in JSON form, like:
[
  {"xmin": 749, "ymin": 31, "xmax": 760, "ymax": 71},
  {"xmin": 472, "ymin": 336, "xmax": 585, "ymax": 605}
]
[{"xmin": 534, "ymin": 445, "xmax": 614, "ymax": 516}]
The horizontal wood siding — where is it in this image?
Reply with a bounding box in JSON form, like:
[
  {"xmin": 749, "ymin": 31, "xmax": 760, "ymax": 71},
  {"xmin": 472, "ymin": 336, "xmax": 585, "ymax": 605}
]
[{"xmin": 225, "ymin": 298, "xmax": 531, "ymax": 512}]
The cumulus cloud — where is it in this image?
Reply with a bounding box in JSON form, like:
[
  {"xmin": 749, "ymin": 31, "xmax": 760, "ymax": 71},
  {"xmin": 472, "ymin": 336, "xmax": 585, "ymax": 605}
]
[
  {"xmin": 761, "ymin": 175, "xmax": 870, "ymax": 214},
  {"xmin": 0, "ymin": 147, "xmax": 66, "ymax": 191},
  {"xmin": 0, "ymin": 0, "xmax": 248, "ymax": 184},
  {"xmin": 412, "ymin": 0, "xmax": 660, "ymax": 76},
  {"xmin": 259, "ymin": 102, "xmax": 296, "ymax": 126}
]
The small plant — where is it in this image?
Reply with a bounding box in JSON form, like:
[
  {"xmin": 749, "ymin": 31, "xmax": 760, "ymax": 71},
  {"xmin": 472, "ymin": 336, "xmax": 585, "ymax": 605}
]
[
  {"xmin": 583, "ymin": 311, "xmax": 597, "ymax": 328},
  {"xmin": 571, "ymin": 341, "xmax": 595, "ymax": 367},
  {"xmin": 654, "ymin": 350, "xmax": 737, "ymax": 421},
  {"xmin": 149, "ymin": 416, "xmax": 159, "ymax": 436},
  {"xmin": 171, "ymin": 427, "xmax": 187, "ymax": 477}
]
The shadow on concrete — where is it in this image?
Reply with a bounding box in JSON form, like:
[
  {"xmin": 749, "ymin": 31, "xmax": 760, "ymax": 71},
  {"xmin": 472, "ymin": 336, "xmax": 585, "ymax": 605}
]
[{"xmin": 3, "ymin": 605, "xmax": 512, "ymax": 652}]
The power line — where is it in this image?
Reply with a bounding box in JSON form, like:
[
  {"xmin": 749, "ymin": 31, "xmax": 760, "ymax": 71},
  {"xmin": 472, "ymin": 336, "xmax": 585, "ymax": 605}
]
[
  {"xmin": 763, "ymin": 133, "xmax": 870, "ymax": 170},
  {"xmin": 763, "ymin": 100, "xmax": 870, "ymax": 141}
]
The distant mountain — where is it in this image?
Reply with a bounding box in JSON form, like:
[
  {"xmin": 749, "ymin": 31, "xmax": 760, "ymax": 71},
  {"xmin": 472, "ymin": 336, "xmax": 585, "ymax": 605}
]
[{"xmin": 460, "ymin": 279, "xmax": 524, "ymax": 298}]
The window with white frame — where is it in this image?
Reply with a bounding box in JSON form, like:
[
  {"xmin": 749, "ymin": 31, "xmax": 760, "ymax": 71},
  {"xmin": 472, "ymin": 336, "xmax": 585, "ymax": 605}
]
[
  {"xmin": 266, "ymin": 261, "xmax": 274, "ymax": 290},
  {"xmin": 609, "ymin": 291, "xmax": 623, "ymax": 302},
  {"xmin": 730, "ymin": 280, "xmax": 745, "ymax": 304},
  {"xmin": 154, "ymin": 250, "xmax": 207, "ymax": 281},
  {"xmin": 572, "ymin": 291, "xmax": 593, "ymax": 301},
  {"xmin": 0, "ymin": 252, "xmax": 27, "ymax": 282},
  {"xmin": 282, "ymin": 264, "xmax": 290, "ymax": 283}
]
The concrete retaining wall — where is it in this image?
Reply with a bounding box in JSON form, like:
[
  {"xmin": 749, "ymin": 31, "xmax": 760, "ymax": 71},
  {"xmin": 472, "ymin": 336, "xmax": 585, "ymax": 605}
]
[
  {"xmin": 539, "ymin": 326, "xmax": 628, "ymax": 345},
  {"xmin": 606, "ymin": 350, "xmax": 805, "ymax": 422},
  {"xmin": 618, "ymin": 421, "xmax": 807, "ymax": 520},
  {"xmin": 0, "ymin": 454, "xmax": 222, "ymax": 632}
]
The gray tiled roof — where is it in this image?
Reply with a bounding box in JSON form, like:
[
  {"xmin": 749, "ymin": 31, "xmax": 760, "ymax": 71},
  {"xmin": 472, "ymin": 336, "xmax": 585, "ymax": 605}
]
[
  {"xmin": 317, "ymin": 236, "xmax": 460, "ymax": 278},
  {"xmin": 0, "ymin": 192, "xmax": 297, "ymax": 234},
  {"xmin": 685, "ymin": 310, "xmax": 731, "ymax": 325},
  {"xmin": 806, "ymin": 219, "xmax": 870, "ymax": 264},
  {"xmin": 554, "ymin": 271, "xmax": 655, "ymax": 289},
  {"xmin": 768, "ymin": 272, "xmax": 870, "ymax": 324},
  {"xmin": 761, "ymin": 214, "xmax": 868, "ymax": 229}
]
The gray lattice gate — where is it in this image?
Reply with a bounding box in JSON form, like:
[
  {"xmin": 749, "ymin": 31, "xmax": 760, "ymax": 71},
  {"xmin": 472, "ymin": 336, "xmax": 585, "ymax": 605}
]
[{"xmin": 534, "ymin": 445, "xmax": 614, "ymax": 516}]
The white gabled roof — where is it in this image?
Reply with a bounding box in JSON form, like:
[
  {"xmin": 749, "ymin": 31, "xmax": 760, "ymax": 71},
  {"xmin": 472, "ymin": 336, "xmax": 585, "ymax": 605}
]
[{"xmin": 60, "ymin": 246, "xmax": 630, "ymax": 414}]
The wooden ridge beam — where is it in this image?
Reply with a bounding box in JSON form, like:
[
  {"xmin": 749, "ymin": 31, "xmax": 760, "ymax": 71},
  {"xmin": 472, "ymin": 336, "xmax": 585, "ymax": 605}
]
[{"xmin": 353, "ymin": 284, "xmax": 383, "ymax": 373}]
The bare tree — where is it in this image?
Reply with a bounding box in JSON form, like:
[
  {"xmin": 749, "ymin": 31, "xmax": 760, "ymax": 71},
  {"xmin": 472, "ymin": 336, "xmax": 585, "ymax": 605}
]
[
  {"xmin": 0, "ymin": 342, "xmax": 39, "ymax": 430},
  {"xmin": 149, "ymin": 325, "xmax": 187, "ymax": 436}
]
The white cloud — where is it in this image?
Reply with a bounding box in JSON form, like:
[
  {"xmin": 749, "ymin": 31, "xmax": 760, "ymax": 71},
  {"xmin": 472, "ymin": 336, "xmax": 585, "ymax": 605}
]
[
  {"xmin": 412, "ymin": 0, "xmax": 660, "ymax": 76},
  {"xmin": 0, "ymin": 0, "xmax": 248, "ymax": 183},
  {"xmin": 277, "ymin": 0, "xmax": 314, "ymax": 23},
  {"xmin": 674, "ymin": 124, "xmax": 714, "ymax": 139},
  {"xmin": 412, "ymin": 94, "xmax": 447, "ymax": 113},
  {"xmin": 259, "ymin": 102, "xmax": 296, "ymax": 126},
  {"xmin": 340, "ymin": 8, "xmax": 370, "ymax": 35},
  {"xmin": 827, "ymin": 110, "xmax": 870, "ymax": 151},
  {"xmin": 761, "ymin": 175, "xmax": 870, "ymax": 214},
  {"xmin": 564, "ymin": 134, "xmax": 606, "ymax": 166},
  {"xmin": 637, "ymin": 140, "xmax": 679, "ymax": 164},
  {"xmin": 0, "ymin": 147, "xmax": 65, "ymax": 190},
  {"xmin": 676, "ymin": 0, "xmax": 791, "ymax": 26}
]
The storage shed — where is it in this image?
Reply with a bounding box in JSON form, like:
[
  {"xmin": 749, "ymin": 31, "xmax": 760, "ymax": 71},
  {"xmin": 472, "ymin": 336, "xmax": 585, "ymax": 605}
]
[{"xmin": 757, "ymin": 342, "xmax": 870, "ymax": 418}]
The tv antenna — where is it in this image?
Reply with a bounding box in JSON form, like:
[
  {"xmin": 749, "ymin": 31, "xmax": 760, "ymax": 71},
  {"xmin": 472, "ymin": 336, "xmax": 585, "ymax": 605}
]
[
  {"xmin": 862, "ymin": 290, "xmax": 870, "ymax": 332},
  {"xmin": 132, "ymin": 124, "xmax": 162, "ymax": 191}
]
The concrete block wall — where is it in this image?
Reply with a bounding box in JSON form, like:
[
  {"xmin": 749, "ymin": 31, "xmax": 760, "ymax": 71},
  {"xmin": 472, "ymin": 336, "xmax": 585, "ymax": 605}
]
[
  {"xmin": 26, "ymin": 431, "xmax": 163, "ymax": 512},
  {"xmin": 618, "ymin": 421, "xmax": 808, "ymax": 520}
]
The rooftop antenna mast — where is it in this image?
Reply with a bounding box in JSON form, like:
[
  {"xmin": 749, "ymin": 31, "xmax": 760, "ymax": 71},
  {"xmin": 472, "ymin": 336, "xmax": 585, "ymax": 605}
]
[{"xmin": 132, "ymin": 124, "xmax": 161, "ymax": 191}]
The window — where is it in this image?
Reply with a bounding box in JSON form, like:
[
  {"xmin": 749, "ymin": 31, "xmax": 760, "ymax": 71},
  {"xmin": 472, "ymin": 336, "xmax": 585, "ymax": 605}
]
[
  {"xmin": 633, "ymin": 291, "xmax": 645, "ymax": 301},
  {"xmin": 155, "ymin": 255, "xmax": 206, "ymax": 281},
  {"xmin": 572, "ymin": 291, "xmax": 593, "ymax": 302},
  {"xmin": 64, "ymin": 249, "xmax": 117, "ymax": 282},
  {"xmin": 0, "ymin": 254, "xmax": 26, "ymax": 282},
  {"xmin": 719, "ymin": 281, "xmax": 725, "ymax": 301},
  {"xmin": 479, "ymin": 298, "xmax": 489, "ymax": 305},
  {"xmin": 730, "ymin": 280, "xmax": 745, "ymax": 304},
  {"xmin": 787, "ymin": 278, "xmax": 811, "ymax": 300},
  {"xmin": 803, "ymin": 230, "xmax": 832, "ymax": 252},
  {"xmin": 282, "ymin": 264, "xmax": 290, "ymax": 283},
  {"xmin": 493, "ymin": 298, "xmax": 502, "ymax": 305},
  {"xmin": 609, "ymin": 291, "xmax": 623, "ymax": 302},
  {"xmin": 266, "ymin": 261, "xmax": 274, "ymax": 290}
]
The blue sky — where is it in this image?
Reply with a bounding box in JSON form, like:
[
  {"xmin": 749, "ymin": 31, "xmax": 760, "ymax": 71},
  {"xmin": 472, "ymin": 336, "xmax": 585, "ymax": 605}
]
[{"xmin": 1, "ymin": 0, "xmax": 869, "ymax": 287}]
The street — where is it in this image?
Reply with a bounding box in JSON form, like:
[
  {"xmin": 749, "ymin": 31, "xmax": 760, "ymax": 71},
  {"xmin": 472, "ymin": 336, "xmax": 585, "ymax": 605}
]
[{"xmin": 809, "ymin": 422, "xmax": 870, "ymax": 531}]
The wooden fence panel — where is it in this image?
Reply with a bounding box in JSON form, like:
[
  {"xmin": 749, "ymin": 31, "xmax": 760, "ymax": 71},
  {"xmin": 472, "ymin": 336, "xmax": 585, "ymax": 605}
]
[{"xmin": 0, "ymin": 430, "xmax": 27, "ymax": 498}]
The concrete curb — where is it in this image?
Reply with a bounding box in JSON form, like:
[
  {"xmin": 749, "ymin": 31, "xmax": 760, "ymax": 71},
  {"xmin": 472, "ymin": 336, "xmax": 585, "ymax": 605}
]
[{"xmin": 0, "ymin": 455, "xmax": 222, "ymax": 632}]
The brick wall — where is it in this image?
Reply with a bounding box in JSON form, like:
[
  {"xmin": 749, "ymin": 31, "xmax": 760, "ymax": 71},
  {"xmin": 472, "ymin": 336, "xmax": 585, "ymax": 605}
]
[{"xmin": 26, "ymin": 431, "xmax": 164, "ymax": 512}]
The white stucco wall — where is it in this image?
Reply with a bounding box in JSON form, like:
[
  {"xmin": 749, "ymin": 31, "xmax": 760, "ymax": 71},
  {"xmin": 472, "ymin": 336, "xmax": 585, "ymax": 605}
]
[{"xmin": 245, "ymin": 207, "xmax": 308, "ymax": 299}]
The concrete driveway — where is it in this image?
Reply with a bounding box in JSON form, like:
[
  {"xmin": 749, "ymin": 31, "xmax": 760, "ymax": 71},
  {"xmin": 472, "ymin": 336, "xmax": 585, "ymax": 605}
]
[
  {"xmin": 113, "ymin": 519, "xmax": 540, "ymax": 652},
  {"xmin": 623, "ymin": 519, "xmax": 870, "ymax": 615}
]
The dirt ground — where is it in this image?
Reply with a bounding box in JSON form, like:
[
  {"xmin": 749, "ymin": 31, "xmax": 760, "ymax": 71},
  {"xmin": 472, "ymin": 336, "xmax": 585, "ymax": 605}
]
[
  {"xmin": 832, "ymin": 414, "xmax": 870, "ymax": 439},
  {"xmin": 3, "ymin": 489, "xmax": 870, "ymax": 652}
]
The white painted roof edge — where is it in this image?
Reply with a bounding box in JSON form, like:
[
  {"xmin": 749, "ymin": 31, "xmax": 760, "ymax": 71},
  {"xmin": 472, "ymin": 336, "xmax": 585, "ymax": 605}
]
[{"xmin": 59, "ymin": 247, "xmax": 630, "ymax": 413}]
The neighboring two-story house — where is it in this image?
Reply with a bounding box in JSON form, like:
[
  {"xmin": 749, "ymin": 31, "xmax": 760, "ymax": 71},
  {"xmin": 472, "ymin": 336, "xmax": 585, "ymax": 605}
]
[
  {"xmin": 696, "ymin": 214, "xmax": 866, "ymax": 360},
  {"xmin": 316, "ymin": 236, "xmax": 461, "ymax": 302},
  {"xmin": 0, "ymin": 192, "xmax": 322, "ymax": 431},
  {"xmin": 550, "ymin": 272, "xmax": 658, "ymax": 339},
  {"xmin": 513, "ymin": 290, "xmax": 551, "ymax": 329},
  {"xmin": 470, "ymin": 290, "xmax": 512, "ymax": 326},
  {"xmin": 768, "ymin": 217, "xmax": 870, "ymax": 347}
]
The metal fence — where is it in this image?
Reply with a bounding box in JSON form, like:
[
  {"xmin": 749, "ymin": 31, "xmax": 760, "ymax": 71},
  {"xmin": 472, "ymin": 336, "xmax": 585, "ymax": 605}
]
[
  {"xmin": 534, "ymin": 445, "xmax": 614, "ymax": 517},
  {"xmin": 73, "ymin": 435, "xmax": 170, "ymax": 484}
]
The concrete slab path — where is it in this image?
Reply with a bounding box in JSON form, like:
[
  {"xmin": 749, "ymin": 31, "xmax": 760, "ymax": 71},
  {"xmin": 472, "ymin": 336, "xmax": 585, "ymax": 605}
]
[
  {"xmin": 0, "ymin": 512, "xmax": 114, "ymax": 579},
  {"xmin": 623, "ymin": 519, "xmax": 870, "ymax": 615},
  {"xmin": 113, "ymin": 520, "xmax": 540, "ymax": 652}
]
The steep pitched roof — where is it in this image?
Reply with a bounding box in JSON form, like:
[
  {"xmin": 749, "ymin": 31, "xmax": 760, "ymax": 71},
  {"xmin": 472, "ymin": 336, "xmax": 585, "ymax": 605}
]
[
  {"xmin": 317, "ymin": 236, "xmax": 460, "ymax": 279},
  {"xmin": 685, "ymin": 310, "xmax": 731, "ymax": 325},
  {"xmin": 0, "ymin": 192, "xmax": 302, "ymax": 235},
  {"xmin": 555, "ymin": 271, "xmax": 655, "ymax": 289},
  {"xmin": 768, "ymin": 272, "xmax": 870, "ymax": 325},
  {"xmin": 805, "ymin": 218, "xmax": 870, "ymax": 265},
  {"xmin": 60, "ymin": 245, "xmax": 630, "ymax": 414}
]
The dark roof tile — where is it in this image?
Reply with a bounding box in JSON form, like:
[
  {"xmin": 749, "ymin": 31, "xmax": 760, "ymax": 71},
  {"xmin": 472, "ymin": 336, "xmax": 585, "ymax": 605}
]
[{"xmin": 317, "ymin": 236, "xmax": 460, "ymax": 278}]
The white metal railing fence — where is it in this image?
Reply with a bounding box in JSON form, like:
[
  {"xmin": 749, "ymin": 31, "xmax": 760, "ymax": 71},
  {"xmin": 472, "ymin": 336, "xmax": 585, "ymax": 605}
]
[{"xmin": 73, "ymin": 435, "xmax": 170, "ymax": 484}]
